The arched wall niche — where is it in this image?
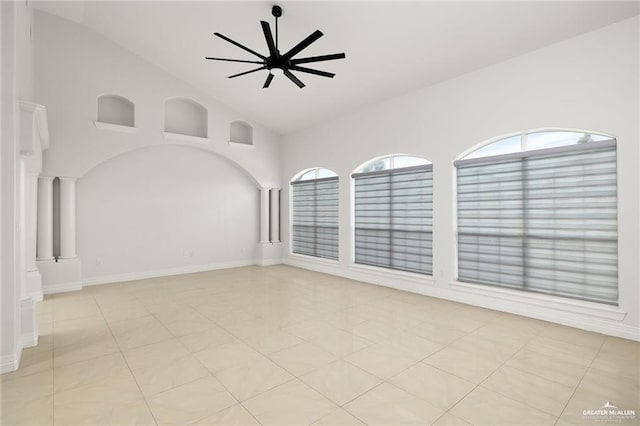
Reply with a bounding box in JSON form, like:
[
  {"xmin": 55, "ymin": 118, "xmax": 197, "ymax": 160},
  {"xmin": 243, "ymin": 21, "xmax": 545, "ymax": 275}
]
[
  {"xmin": 76, "ymin": 144, "xmax": 260, "ymax": 281},
  {"xmin": 229, "ymin": 120, "xmax": 253, "ymax": 146},
  {"xmin": 163, "ymin": 97, "xmax": 208, "ymax": 138},
  {"xmin": 96, "ymin": 94, "xmax": 135, "ymax": 127}
]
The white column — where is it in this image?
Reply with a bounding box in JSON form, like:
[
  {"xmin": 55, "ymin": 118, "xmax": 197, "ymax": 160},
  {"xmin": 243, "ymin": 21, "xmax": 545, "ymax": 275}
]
[
  {"xmin": 26, "ymin": 173, "xmax": 39, "ymax": 271},
  {"xmin": 260, "ymin": 187, "xmax": 270, "ymax": 244},
  {"xmin": 36, "ymin": 176, "xmax": 54, "ymax": 261},
  {"xmin": 270, "ymin": 188, "xmax": 280, "ymax": 243},
  {"xmin": 59, "ymin": 177, "xmax": 77, "ymax": 259}
]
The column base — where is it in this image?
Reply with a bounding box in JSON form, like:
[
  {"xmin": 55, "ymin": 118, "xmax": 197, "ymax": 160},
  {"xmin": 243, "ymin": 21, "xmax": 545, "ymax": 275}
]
[
  {"xmin": 256, "ymin": 242, "xmax": 283, "ymax": 266},
  {"xmin": 39, "ymin": 257, "xmax": 82, "ymax": 294}
]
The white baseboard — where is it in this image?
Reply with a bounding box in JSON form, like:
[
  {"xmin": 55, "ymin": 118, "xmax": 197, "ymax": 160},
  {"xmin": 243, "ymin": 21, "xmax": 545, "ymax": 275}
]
[
  {"xmin": 42, "ymin": 281, "xmax": 82, "ymax": 295},
  {"xmin": 256, "ymin": 258, "xmax": 284, "ymax": 267},
  {"xmin": 0, "ymin": 352, "xmax": 21, "ymax": 374},
  {"xmin": 82, "ymin": 259, "xmax": 257, "ymax": 287},
  {"xmin": 284, "ymin": 257, "xmax": 640, "ymax": 342}
]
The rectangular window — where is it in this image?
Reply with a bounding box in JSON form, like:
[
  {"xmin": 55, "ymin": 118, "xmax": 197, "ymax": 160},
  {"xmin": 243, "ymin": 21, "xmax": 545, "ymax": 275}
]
[
  {"xmin": 291, "ymin": 177, "xmax": 339, "ymax": 260},
  {"xmin": 353, "ymin": 165, "xmax": 433, "ymax": 275},
  {"xmin": 455, "ymin": 140, "xmax": 618, "ymax": 305}
]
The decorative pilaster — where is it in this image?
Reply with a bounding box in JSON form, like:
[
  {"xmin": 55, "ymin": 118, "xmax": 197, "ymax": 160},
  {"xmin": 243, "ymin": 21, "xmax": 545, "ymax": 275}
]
[
  {"xmin": 260, "ymin": 187, "xmax": 270, "ymax": 244},
  {"xmin": 270, "ymin": 188, "xmax": 280, "ymax": 243},
  {"xmin": 58, "ymin": 177, "xmax": 77, "ymax": 259},
  {"xmin": 36, "ymin": 176, "xmax": 54, "ymax": 261}
]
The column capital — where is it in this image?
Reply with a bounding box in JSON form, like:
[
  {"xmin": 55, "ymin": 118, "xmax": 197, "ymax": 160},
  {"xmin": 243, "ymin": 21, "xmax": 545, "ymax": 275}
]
[
  {"xmin": 58, "ymin": 176, "xmax": 78, "ymax": 183},
  {"xmin": 260, "ymin": 186, "xmax": 272, "ymax": 192},
  {"xmin": 38, "ymin": 175, "xmax": 55, "ymax": 182}
]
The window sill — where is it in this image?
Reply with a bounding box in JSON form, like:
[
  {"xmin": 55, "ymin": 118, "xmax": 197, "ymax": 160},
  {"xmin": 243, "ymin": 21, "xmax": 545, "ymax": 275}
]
[
  {"xmin": 349, "ymin": 263, "xmax": 434, "ymax": 286},
  {"xmin": 289, "ymin": 253, "xmax": 340, "ymax": 265},
  {"xmin": 450, "ymin": 280, "xmax": 626, "ymax": 321}
]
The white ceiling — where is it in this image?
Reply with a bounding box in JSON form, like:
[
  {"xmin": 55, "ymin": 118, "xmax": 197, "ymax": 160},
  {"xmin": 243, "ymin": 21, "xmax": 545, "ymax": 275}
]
[{"xmin": 33, "ymin": 1, "xmax": 639, "ymax": 135}]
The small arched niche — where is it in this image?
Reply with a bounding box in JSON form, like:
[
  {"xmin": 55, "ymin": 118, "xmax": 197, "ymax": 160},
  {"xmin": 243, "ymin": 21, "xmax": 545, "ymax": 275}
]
[
  {"xmin": 96, "ymin": 94, "xmax": 135, "ymax": 128},
  {"xmin": 229, "ymin": 120, "xmax": 253, "ymax": 148},
  {"xmin": 163, "ymin": 97, "xmax": 208, "ymax": 139}
]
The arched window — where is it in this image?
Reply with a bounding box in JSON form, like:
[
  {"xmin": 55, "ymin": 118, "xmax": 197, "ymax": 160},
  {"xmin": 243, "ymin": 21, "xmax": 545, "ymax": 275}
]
[
  {"xmin": 291, "ymin": 168, "xmax": 339, "ymax": 260},
  {"xmin": 455, "ymin": 130, "xmax": 618, "ymax": 305},
  {"xmin": 352, "ymin": 155, "xmax": 433, "ymax": 275}
]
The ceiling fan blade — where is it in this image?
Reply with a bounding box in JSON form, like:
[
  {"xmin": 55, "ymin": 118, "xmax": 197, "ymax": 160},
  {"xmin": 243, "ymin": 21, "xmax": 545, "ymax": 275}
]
[
  {"xmin": 263, "ymin": 73, "xmax": 274, "ymax": 89},
  {"xmin": 228, "ymin": 66, "xmax": 267, "ymax": 79},
  {"xmin": 260, "ymin": 21, "xmax": 278, "ymax": 57},
  {"xmin": 284, "ymin": 70, "xmax": 305, "ymax": 88},
  {"xmin": 291, "ymin": 53, "xmax": 346, "ymax": 65},
  {"xmin": 282, "ymin": 30, "xmax": 323, "ymax": 60},
  {"xmin": 289, "ymin": 65, "xmax": 335, "ymax": 78},
  {"xmin": 205, "ymin": 57, "xmax": 265, "ymax": 65},
  {"xmin": 214, "ymin": 32, "xmax": 266, "ymax": 60}
]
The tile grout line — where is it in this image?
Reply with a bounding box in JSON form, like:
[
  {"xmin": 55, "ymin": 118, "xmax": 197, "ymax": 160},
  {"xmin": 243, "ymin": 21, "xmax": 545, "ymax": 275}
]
[
  {"xmin": 24, "ymin": 272, "xmax": 637, "ymax": 426},
  {"xmin": 94, "ymin": 294, "xmax": 160, "ymax": 426},
  {"xmin": 131, "ymin": 284, "xmax": 262, "ymax": 426},
  {"xmin": 441, "ymin": 319, "xmax": 553, "ymax": 423},
  {"xmin": 554, "ymin": 335, "xmax": 607, "ymax": 425}
]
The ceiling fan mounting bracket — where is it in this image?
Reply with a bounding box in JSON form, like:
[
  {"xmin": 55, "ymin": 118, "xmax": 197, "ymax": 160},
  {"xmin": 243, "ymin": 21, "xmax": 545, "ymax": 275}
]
[{"xmin": 272, "ymin": 5, "xmax": 282, "ymax": 18}]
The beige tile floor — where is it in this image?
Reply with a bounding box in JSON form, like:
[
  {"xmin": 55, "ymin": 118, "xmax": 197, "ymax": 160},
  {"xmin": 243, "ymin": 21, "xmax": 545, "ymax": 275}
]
[{"xmin": 1, "ymin": 265, "xmax": 639, "ymax": 425}]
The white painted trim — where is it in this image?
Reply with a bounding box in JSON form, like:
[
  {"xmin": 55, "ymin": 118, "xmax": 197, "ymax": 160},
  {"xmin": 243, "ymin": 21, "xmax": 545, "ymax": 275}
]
[
  {"xmin": 228, "ymin": 141, "xmax": 255, "ymax": 150},
  {"xmin": 256, "ymin": 258, "xmax": 284, "ymax": 267},
  {"xmin": 0, "ymin": 352, "xmax": 21, "ymax": 374},
  {"xmin": 19, "ymin": 99, "xmax": 49, "ymax": 153},
  {"xmin": 30, "ymin": 291, "xmax": 43, "ymax": 302},
  {"xmin": 21, "ymin": 330, "xmax": 38, "ymax": 349},
  {"xmin": 284, "ymin": 256, "xmax": 640, "ymax": 342},
  {"xmin": 94, "ymin": 121, "xmax": 137, "ymax": 133},
  {"xmin": 450, "ymin": 281, "xmax": 626, "ymax": 321},
  {"xmin": 42, "ymin": 281, "xmax": 83, "ymax": 295},
  {"xmin": 82, "ymin": 259, "xmax": 256, "ymax": 287},
  {"xmin": 289, "ymin": 253, "xmax": 341, "ymax": 266},
  {"xmin": 350, "ymin": 263, "xmax": 434, "ymax": 286},
  {"xmin": 161, "ymin": 131, "xmax": 209, "ymax": 144}
]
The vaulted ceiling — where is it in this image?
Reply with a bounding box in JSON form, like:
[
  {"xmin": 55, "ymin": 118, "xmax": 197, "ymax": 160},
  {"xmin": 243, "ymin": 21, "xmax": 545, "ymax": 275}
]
[{"xmin": 33, "ymin": 1, "xmax": 639, "ymax": 134}]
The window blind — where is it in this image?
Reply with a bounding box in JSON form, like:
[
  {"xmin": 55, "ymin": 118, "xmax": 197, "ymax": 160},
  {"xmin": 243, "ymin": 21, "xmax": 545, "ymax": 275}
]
[
  {"xmin": 455, "ymin": 140, "xmax": 618, "ymax": 305},
  {"xmin": 353, "ymin": 165, "xmax": 433, "ymax": 275},
  {"xmin": 291, "ymin": 177, "xmax": 339, "ymax": 260}
]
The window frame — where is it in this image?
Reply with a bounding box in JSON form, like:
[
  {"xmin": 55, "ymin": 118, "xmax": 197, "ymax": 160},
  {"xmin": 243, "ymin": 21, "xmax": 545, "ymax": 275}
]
[
  {"xmin": 290, "ymin": 168, "xmax": 340, "ymax": 261},
  {"xmin": 351, "ymin": 155, "xmax": 434, "ymax": 276},
  {"xmin": 453, "ymin": 129, "xmax": 619, "ymax": 306}
]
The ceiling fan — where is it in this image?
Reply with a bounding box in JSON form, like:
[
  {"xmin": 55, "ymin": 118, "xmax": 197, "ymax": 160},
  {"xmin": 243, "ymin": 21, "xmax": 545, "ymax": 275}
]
[{"xmin": 206, "ymin": 5, "xmax": 346, "ymax": 89}]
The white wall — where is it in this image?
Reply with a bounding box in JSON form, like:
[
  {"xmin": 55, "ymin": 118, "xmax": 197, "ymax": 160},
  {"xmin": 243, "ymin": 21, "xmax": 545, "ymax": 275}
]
[
  {"xmin": 281, "ymin": 17, "xmax": 640, "ymax": 340},
  {"xmin": 33, "ymin": 11, "xmax": 284, "ymax": 286},
  {"xmin": 34, "ymin": 10, "xmax": 282, "ymax": 188},
  {"xmin": 1, "ymin": 0, "xmax": 39, "ymax": 373},
  {"xmin": 78, "ymin": 145, "xmax": 259, "ymax": 282}
]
